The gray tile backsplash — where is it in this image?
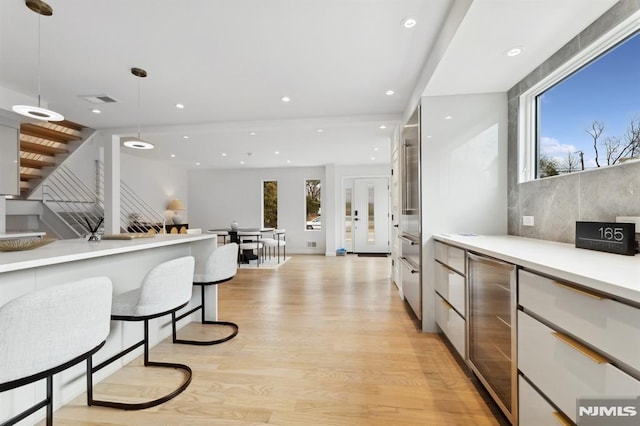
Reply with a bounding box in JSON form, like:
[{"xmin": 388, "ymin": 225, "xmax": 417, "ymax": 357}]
[
  {"xmin": 519, "ymin": 173, "xmax": 581, "ymax": 243},
  {"xmin": 507, "ymin": 1, "xmax": 640, "ymax": 244},
  {"xmin": 579, "ymin": 161, "xmax": 640, "ymax": 221}
]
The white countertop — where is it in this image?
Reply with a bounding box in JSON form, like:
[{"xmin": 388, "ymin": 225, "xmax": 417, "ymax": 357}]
[
  {"xmin": 0, "ymin": 234, "xmax": 216, "ymax": 273},
  {"xmin": 434, "ymin": 234, "xmax": 640, "ymax": 304}
]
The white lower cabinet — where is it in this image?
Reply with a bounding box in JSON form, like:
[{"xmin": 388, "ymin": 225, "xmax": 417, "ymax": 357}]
[
  {"xmin": 518, "ymin": 311, "xmax": 640, "ymax": 424},
  {"xmin": 519, "ymin": 269, "xmax": 640, "ymax": 373},
  {"xmin": 519, "ymin": 375, "xmax": 571, "ymax": 426},
  {"xmin": 435, "ymin": 293, "xmax": 466, "ymax": 359},
  {"xmin": 435, "ymin": 262, "xmax": 465, "ymax": 315}
]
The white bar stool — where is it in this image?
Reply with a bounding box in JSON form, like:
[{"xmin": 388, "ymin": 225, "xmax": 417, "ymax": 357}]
[
  {"xmin": 0, "ymin": 277, "xmax": 112, "ymax": 426},
  {"xmin": 86, "ymin": 256, "xmax": 195, "ymax": 411},
  {"xmin": 172, "ymin": 243, "xmax": 240, "ymax": 345}
]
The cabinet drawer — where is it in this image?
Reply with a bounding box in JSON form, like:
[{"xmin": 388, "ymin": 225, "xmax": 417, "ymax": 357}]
[
  {"xmin": 435, "ymin": 262, "xmax": 465, "ymax": 316},
  {"xmin": 519, "ymin": 269, "xmax": 640, "ymax": 373},
  {"xmin": 400, "ymin": 258, "xmax": 421, "ymax": 320},
  {"xmin": 435, "ymin": 293, "xmax": 466, "ymax": 360},
  {"xmin": 518, "ymin": 311, "xmax": 640, "ymax": 424},
  {"xmin": 518, "ymin": 376, "xmax": 572, "ymax": 426},
  {"xmin": 519, "ymin": 375, "xmax": 571, "ymax": 426},
  {"xmin": 434, "ymin": 241, "xmax": 465, "ymax": 275}
]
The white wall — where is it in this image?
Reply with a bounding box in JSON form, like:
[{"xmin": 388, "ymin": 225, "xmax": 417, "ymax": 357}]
[
  {"xmin": 120, "ymin": 152, "xmax": 189, "ymax": 222},
  {"xmin": 420, "ymin": 92, "xmax": 508, "ymax": 332},
  {"xmin": 40, "ymin": 131, "xmax": 189, "ymax": 224},
  {"xmin": 188, "ymin": 166, "xmax": 325, "ymax": 253}
]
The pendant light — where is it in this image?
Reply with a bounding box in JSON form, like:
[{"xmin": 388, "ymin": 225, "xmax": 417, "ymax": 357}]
[
  {"xmin": 12, "ymin": 0, "xmax": 64, "ymax": 122},
  {"xmin": 123, "ymin": 67, "xmax": 154, "ymax": 150}
]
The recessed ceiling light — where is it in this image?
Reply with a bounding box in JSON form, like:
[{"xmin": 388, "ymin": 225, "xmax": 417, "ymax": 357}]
[
  {"xmin": 222, "ymin": 153, "xmax": 227, "ymax": 157},
  {"xmin": 444, "ymin": 115, "xmax": 453, "ymax": 120},
  {"xmin": 426, "ymin": 135, "xmax": 433, "ymax": 138},
  {"xmin": 385, "ymin": 90, "xmax": 394, "ymax": 96},
  {"xmin": 249, "ymin": 132, "xmax": 256, "ymax": 136},
  {"xmin": 123, "ymin": 140, "xmax": 154, "ymax": 150},
  {"xmin": 274, "ymin": 151, "xmax": 280, "ymax": 155},
  {"xmin": 371, "ymin": 157, "xmax": 376, "ymax": 161},
  {"xmin": 316, "ymin": 129, "xmax": 324, "ymax": 133},
  {"xmin": 183, "ymin": 135, "xmax": 189, "ymax": 139},
  {"xmin": 401, "ymin": 17, "xmax": 417, "ymax": 29},
  {"xmin": 505, "ymin": 47, "xmax": 523, "ymax": 57},
  {"xmin": 240, "ymin": 161, "xmax": 245, "ymax": 165},
  {"xmin": 91, "ymin": 109, "xmax": 101, "ymax": 114},
  {"xmin": 281, "ymin": 96, "xmax": 291, "ymax": 103},
  {"xmin": 379, "ymin": 125, "xmax": 387, "ymax": 129},
  {"xmin": 373, "ymin": 147, "xmax": 379, "ymax": 151},
  {"xmin": 175, "ymin": 103, "xmax": 185, "ymax": 109},
  {"xmin": 170, "ymin": 154, "xmax": 176, "ymax": 158},
  {"xmin": 286, "ymin": 160, "xmax": 291, "ymax": 164},
  {"xmin": 196, "ymin": 162, "xmax": 200, "ymax": 166}
]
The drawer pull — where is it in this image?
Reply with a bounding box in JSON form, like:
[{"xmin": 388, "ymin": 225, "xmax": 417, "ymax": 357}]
[
  {"xmin": 552, "ymin": 411, "xmax": 573, "ymax": 426},
  {"xmin": 552, "ymin": 332, "xmax": 609, "ymax": 364},
  {"xmin": 440, "ymin": 298, "xmax": 454, "ymax": 310},
  {"xmin": 553, "ymin": 280, "xmax": 605, "ymax": 301}
]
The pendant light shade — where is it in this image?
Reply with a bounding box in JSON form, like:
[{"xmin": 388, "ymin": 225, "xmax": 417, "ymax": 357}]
[
  {"xmin": 12, "ymin": 0, "xmax": 64, "ymax": 122},
  {"xmin": 124, "ymin": 67, "xmax": 154, "ymax": 150}
]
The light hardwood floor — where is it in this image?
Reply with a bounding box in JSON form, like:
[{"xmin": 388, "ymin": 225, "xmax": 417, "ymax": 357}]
[{"xmin": 52, "ymin": 255, "xmax": 506, "ymax": 425}]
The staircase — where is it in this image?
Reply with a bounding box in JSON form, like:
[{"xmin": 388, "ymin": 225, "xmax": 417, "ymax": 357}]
[
  {"xmin": 9, "ymin": 119, "xmax": 165, "ymax": 238},
  {"xmin": 19, "ymin": 120, "xmax": 85, "ymax": 197}
]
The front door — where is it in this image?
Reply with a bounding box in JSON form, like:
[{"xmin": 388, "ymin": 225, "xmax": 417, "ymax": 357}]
[{"xmin": 353, "ymin": 177, "xmax": 389, "ymax": 253}]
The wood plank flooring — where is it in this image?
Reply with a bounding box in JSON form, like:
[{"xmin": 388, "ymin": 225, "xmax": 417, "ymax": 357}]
[{"xmin": 51, "ymin": 255, "xmax": 507, "ymax": 425}]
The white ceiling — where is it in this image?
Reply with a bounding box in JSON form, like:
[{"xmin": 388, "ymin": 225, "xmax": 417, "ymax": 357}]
[{"xmin": 0, "ymin": 0, "xmax": 618, "ymax": 170}]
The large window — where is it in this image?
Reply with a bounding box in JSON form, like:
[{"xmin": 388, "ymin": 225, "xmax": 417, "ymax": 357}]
[
  {"xmin": 536, "ymin": 30, "xmax": 640, "ymax": 178},
  {"xmin": 263, "ymin": 181, "xmax": 277, "ymax": 228},
  {"xmin": 305, "ymin": 179, "xmax": 321, "ymax": 231}
]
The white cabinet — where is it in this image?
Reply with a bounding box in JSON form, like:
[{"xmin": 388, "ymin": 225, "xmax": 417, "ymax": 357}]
[
  {"xmin": 434, "ymin": 241, "xmax": 466, "ymax": 360},
  {"xmin": 434, "ymin": 261, "xmax": 465, "ymax": 314},
  {"xmin": 0, "ymin": 124, "xmax": 19, "ymax": 196},
  {"xmin": 518, "ymin": 269, "xmax": 640, "ymax": 425},
  {"xmin": 519, "ymin": 375, "xmax": 571, "ymax": 426},
  {"xmin": 518, "ymin": 311, "xmax": 640, "ymax": 424},
  {"xmin": 435, "ymin": 293, "xmax": 466, "ymax": 358},
  {"xmin": 519, "ymin": 269, "xmax": 640, "ymax": 373}
]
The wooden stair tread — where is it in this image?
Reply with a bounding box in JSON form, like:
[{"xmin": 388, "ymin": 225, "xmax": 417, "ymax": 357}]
[
  {"xmin": 20, "ymin": 141, "xmax": 68, "ymax": 155},
  {"xmin": 20, "ymin": 157, "xmax": 55, "ymax": 168},
  {"xmin": 20, "ymin": 172, "xmax": 41, "ymax": 180},
  {"xmin": 58, "ymin": 120, "xmax": 84, "ymax": 132},
  {"xmin": 21, "ymin": 123, "xmax": 79, "ymax": 143}
]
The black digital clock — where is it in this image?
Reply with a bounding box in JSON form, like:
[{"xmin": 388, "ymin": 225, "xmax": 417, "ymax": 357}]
[{"xmin": 575, "ymin": 221, "xmax": 636, "ymax": 256}]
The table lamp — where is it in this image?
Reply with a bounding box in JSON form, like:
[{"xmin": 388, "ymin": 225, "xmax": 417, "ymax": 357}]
[{"xmin": 167, "ymin": 199, "xmax": 186, "ymax": 224}]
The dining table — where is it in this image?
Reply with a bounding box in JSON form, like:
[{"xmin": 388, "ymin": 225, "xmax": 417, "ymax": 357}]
[{"xmin": 207, "ymin": 227, "xmax": 274, "ymax": 264}]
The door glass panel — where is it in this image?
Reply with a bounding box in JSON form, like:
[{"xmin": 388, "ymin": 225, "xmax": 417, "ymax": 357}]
[
  {"xmin": 344, "ymin": 184, "xmax": 352, "ymax": 245},
  {"xmin": 367, "ymin": 183, "xmax": 375, "ymax": 244}
]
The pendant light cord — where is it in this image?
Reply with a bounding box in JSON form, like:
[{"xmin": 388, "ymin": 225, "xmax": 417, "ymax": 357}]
[
  {"xmin": 37, "ymin": 12, "xmax": 42, "ymax": 108},
  {"xmin": 137, "ymin": 75, "xmax": 141, "ymax": 140}
]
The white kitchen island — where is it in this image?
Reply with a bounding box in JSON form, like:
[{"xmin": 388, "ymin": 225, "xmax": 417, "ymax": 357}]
[{"xmin": 0, "ymin": 233, "xmax": 217, "ymax": 425}]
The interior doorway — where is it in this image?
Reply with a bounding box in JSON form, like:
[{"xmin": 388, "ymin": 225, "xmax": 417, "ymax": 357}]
[{"xmin": 344, "ymin": 177, "xmax": 390, "ymax": 254}]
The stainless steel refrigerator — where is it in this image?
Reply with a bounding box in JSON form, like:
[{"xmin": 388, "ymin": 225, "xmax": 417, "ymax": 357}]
[{"xmin": 399, "ymin": 105, "xmax": 421, "ymax": 319}]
